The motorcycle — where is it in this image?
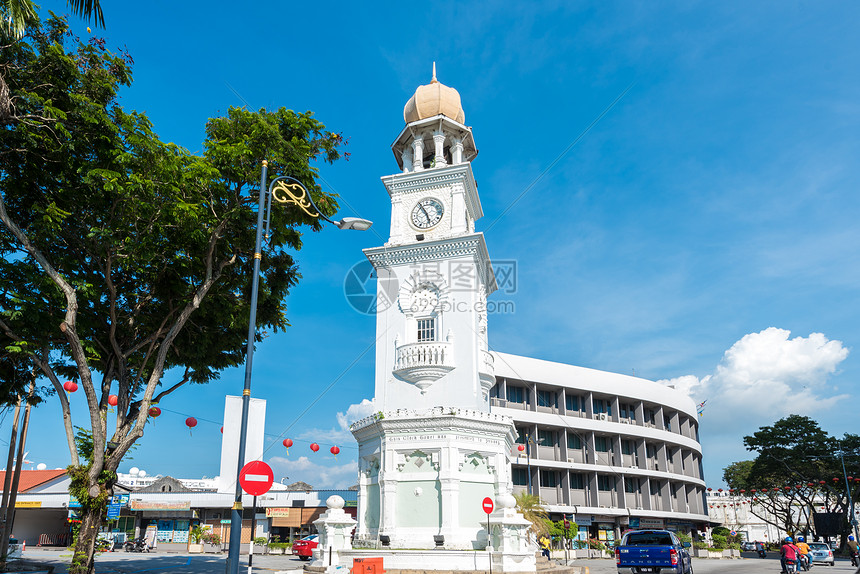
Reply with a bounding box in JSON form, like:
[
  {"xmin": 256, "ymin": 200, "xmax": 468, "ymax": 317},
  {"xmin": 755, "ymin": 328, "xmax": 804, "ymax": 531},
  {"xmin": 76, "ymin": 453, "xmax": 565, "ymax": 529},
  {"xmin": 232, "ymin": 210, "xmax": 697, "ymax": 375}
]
[
  {"xmin": 123, "ymin": 537, "xmax": 151, "ymax": 553},
  {"xmin": 850, "ymin": 549, "xmax": 859, "ymax": 567},
  {"xmin": 798, "ymin": 553, "xmax": 811, "ymax": 571},
  {"xmin": 784, "ymin": 558, "xmax": 798, "ymax": 574},
  {"xmin": 758, "ymin": 547, "xmax": 767, "ymax": 558}
]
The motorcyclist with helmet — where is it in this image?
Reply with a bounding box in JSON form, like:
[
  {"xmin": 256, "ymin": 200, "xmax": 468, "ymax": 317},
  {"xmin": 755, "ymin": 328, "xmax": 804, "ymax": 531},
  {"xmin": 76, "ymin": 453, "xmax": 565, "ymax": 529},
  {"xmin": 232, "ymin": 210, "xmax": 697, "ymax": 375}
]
[
  {"xmin": 848, "ymin": 535, "xmax": 858, "ymax": 567},
  {"xmin": 795, "ymin": 536, "xmax": 811, "ymax": 570},
  {"xmin": 781, "ymin": 536, "xmax": 801, "ymax": 573}
]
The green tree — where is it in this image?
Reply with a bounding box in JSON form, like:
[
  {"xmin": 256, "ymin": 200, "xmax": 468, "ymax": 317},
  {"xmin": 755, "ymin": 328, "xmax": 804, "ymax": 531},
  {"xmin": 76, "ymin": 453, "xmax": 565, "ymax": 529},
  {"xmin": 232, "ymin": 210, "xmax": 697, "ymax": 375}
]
[
  {"xmin": 0, "ymin": 14, "xmax": 346, "ymax": 574},
  {"xmin": 722, "ymin": 415, "xmax": 860, "ymax": 546},
  {"xmin": 513, "ymin": 491, "xmax": 550, "ymax": 537}
]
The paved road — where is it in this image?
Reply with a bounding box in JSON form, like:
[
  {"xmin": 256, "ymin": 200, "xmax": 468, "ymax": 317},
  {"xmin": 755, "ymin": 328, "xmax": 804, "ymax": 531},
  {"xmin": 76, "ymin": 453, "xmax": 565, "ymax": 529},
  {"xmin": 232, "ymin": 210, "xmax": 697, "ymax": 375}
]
[
  {"xmin": 16, "ymin": 548, "xmax": 860, "ymax": 574},
  {"xmin": 15, "ymin": 548, "xmax": 308, "ymax": 573},
  {"xmin": 567, "ymin": 554, "xmax": 859, "ymax": 574}
]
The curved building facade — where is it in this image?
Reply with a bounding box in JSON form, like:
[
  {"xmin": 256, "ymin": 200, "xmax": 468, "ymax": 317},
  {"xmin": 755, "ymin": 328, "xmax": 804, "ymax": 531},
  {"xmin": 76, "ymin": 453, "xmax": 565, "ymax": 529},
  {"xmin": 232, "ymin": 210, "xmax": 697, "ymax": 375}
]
[{"xmin": 490, "ymin": 352, "xmax": 709, "ymax": 540}]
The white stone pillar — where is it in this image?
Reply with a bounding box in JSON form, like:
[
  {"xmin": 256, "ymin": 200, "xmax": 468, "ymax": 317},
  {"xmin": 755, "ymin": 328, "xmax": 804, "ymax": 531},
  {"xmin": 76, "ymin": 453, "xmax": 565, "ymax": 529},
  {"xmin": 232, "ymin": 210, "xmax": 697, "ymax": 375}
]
[
  {"xmin": 439, "ymin": 444, "xmax": 459, "ymax": 544},
  {"xmin": 401, "ymin": 147, "xmax": 413, "ymax": 173},
  {"xmin": 412, "ymin": 136, "xmax": 425, "ymax": 172},
  {"xmin": 450, "ymin": 182, "xmax": 467, "ymax": 235},
  {"xmin": 432, "ymin": 130, "xmax": 447, "ymax": 167},
  {"xmin": 311, "ymin": 495, "xmax": 357, "ymax": 570},
  {"xmin": 451, "ymin": 137, "xmax": 463, "ymax": 164}
]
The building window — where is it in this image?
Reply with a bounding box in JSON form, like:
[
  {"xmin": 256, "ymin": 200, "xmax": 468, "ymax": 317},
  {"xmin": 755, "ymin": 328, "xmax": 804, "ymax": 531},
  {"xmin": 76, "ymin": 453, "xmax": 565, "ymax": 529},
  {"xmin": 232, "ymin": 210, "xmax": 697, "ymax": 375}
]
[
  {"xmin": 515, "ymin": 428, "xmax": 527, "ymax": 444},
  {"xmin": 621, "ymin": 440, "xmax": 635, "ymax": 455},
  {"xmin": 620, "ymin": 403, "xmax": 635, "ymax": 420},
  {"xmin": 646, "ymin": 444, "xmax": 656, "ymax": 459},
  {"xmin": 645, "ymin": 409, "xmax": 656, "ymax": 425},
  {"xmin": 667, "ymin": 449, "xmax": 674, "ymax": 464},
  {"xmin": 507, "ymin": 386, "xmax": 526, "ymax": 404},
  {"xmin": 417, "ymin": 318, "xmax": 435, "ymax": 342},
  {"xmin": 512, "ymin": 467, "xmax": 529, "ymax": 486},
  {"xmin": 565, "ymin": 394, "xmax": 581, "ymax": 412},
  {"xmin": 594, "ymin": 436, "xmax": 609, "ymax": 452},
  {"xmin": 593, "ymin": 398, "xmax": 612, "ymax": 416},
  {"xmin": 597, "ymin": 475, "xmax": 615, "ymax": 491},
  {"xmin": 540, "ymin": 470, "xmax": 558, "ymax": 488},
  {"xmin": 570, "ymin": 473, "xmax": 585, "ymax": 489},
  {"xmin": 625, "ymin": 477, "xmax": 640, "ymax": 493},
  {"xmin": 537, "ymin": 429, "xmax": 555, "ymax": 447},
  {"xmin": 537, "ymin": 389, "xmax": 557, "ymax": 408},
  {"xmin": 650, "ymin": 480, "xmax": 660, "ymax": 496},
  {"xmin": 568, "ymin": 433, "xmax": 583, "ymax": 450}
]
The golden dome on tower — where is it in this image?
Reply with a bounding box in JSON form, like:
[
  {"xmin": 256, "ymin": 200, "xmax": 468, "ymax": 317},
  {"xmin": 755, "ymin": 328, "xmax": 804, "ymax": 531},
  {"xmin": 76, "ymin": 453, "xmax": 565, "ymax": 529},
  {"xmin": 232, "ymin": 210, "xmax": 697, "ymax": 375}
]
[{"xmin": 403, "ymin": 63, "xmax": 465, "ymax": 124}]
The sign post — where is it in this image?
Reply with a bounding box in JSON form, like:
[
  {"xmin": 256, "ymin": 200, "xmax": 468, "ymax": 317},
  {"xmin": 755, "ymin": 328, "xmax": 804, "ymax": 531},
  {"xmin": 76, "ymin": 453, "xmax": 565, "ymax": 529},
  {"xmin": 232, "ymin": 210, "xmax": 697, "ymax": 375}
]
[
  {"xmin": 239, "ymin": 461, "xmax": 273, "ymax": 574},
  {"xmin": 564, "ymin": 516, "xmax": 570, "ymax": 562},
  {"xmin": 482, "ymin": 497, "xmax": 494, "ymax": 574}
]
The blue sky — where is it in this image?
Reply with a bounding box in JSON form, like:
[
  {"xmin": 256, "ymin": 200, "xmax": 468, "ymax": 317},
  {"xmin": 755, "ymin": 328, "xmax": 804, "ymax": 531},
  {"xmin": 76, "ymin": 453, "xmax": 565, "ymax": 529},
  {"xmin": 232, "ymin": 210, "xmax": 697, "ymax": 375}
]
[{"xmin": 6, "ymin": 1, "xmax": 860, "ymax": 490}]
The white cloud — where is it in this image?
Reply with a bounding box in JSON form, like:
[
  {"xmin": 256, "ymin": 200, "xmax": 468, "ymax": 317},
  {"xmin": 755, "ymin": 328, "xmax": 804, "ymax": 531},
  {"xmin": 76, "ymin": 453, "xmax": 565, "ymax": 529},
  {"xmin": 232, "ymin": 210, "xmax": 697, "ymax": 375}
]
[
  {"xmin": 336, "ymin": 398, "xmax": 376, "ymax": 431},
  {"xmin": 658, "ymin": 328, "xmax": 850, "ymax": 484},
  {"xmin": 268, "ymin": 455, "xmax": 358, "ymax": 490},
  {"xmin": 658, "ymin": 328, "xmax": 849, "ymax": 427}
]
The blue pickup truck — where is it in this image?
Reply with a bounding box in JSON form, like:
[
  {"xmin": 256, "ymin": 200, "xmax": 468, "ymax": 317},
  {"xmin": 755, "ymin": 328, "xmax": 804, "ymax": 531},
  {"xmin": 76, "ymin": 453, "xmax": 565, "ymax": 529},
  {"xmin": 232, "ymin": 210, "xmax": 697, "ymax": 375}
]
[{"xmin": 615, "ymin": 529, "xmax": 693, "ymax": 574}]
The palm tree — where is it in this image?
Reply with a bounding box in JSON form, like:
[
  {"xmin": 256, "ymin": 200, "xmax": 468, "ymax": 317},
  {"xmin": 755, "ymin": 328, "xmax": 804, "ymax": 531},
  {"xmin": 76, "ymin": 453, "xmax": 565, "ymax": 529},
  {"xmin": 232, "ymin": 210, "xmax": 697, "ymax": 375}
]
[
  {"xmin": 2, "ymin": 0, "xmax": 103, "ymax": 39},
  {"xmin": 514, "ymin": 491, "xmax": 550, "ymax": 537},
  {"xmin": 1, "ymin": 0, "xmax": 103, "ymax": 121}
]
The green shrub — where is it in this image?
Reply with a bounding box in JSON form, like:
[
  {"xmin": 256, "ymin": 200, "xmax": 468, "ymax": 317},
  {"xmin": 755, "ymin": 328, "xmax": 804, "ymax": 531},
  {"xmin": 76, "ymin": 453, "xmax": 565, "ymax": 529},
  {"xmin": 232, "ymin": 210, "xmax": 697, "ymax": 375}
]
[
  {"xmin": 253, "ymin": 537, "xmax": 267, "ymax": 546},
  {"xmin": 693, "ymin": 541, "xmax": 708, "ymax": 550},
  {"xmin": 711, "ymin": 534, "xmax": 727, "ymax": 550}
]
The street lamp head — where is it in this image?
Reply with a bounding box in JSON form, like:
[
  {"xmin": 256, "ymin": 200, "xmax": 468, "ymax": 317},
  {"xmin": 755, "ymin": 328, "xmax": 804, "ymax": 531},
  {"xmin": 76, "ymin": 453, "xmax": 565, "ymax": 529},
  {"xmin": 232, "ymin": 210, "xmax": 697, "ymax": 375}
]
[{"xmin": 335, "ymin": 217, "xmax": 373, "ymax": 231}]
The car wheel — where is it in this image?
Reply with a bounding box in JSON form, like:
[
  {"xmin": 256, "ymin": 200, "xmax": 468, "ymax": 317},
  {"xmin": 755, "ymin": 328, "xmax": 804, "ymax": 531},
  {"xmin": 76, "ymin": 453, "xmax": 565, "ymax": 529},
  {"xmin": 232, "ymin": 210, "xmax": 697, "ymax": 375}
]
[{"xmin": 300, "ymin": 556, "xmax": 310, "ymax": 561}]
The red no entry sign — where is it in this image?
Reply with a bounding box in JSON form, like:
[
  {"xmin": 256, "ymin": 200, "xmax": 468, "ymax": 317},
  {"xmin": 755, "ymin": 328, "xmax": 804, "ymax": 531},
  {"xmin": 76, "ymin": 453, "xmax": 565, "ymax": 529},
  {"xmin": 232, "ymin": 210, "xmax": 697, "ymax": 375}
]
[
  {"xmin": 239, "ymin": 460, "xmax": 273, "ymax": 496},
  {"xmin": 482, "ymin": 496, "xmax": 494, "ymax": 514}
]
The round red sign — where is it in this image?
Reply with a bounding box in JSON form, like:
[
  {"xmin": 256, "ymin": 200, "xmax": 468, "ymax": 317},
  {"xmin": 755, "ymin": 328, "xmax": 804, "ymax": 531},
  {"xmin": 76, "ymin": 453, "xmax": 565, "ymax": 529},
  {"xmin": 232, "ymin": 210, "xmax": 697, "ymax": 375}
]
[
  {"xmin": 482, "ymin": 496, "xmax": 494, "ymax": 514},
  {"xmin": 239, "ymin": 460, "xmax": 274, "ymax": 496}
]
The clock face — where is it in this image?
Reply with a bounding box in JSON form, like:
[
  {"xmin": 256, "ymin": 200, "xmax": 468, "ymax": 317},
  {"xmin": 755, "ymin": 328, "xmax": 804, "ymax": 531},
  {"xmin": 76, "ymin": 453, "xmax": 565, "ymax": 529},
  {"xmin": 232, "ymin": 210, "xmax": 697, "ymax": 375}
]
[{"xmin": 410, "ymin": 197, "xmax": 444, "ymax": 230}]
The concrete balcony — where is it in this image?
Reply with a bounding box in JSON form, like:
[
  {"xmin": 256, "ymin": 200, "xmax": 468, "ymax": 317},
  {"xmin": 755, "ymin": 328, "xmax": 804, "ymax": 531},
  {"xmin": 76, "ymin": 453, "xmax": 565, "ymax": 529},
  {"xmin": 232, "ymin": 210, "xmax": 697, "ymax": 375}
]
[
  {"xmin": 394, "ymin": 341, "xmax": 454, "ymax": 391},
  {"xmin": 479, "ymin": 350, "xmax": 495, "ymax": 393}
]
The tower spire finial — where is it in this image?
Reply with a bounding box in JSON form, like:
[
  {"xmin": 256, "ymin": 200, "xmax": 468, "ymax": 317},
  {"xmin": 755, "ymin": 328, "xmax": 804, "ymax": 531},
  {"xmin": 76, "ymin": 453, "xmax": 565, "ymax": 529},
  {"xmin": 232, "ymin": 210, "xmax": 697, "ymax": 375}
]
[{"xmin": 431, "ymin": 62, "xmax": 437, "ymax": 83}]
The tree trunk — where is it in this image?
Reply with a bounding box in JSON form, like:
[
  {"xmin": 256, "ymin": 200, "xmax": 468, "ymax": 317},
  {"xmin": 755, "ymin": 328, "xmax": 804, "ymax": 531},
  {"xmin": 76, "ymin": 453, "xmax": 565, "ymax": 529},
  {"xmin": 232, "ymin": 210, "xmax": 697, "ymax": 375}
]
[{"xmin": 71, "ymin": 507, "xmax": 104, "ymax": 574}]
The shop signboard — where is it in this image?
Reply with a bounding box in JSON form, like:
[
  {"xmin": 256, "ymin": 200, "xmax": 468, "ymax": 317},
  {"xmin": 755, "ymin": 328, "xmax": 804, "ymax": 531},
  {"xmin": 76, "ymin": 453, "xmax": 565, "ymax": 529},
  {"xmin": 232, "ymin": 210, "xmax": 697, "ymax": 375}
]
[
  {"xmin": 639, "ymin": 518, "xmax": 665, "ymax": 529},
  {"xmin": 628, "ymin": 518, "xmax": 640, "ymax": 528},
  {"xmin": 574, "ymin": 515, "xmax": 593, "ymax": 526},
  {"xmin": 68, "ymin": 495, "xmax": 81, "ymax": 508},
  {"xmin": 14, "ymin": 500, "xmax": 41, "ymax": 508},
  {"xmin": 130, "ymin": 500, "xmax": 191, "ymax": 511},
  {"xmin": 265, "ymin": 508, "xmax": 292, "ymax": 518},
  {"xmin": 107, "ymin": 503, "xmax": 122, "ymax": 519}
]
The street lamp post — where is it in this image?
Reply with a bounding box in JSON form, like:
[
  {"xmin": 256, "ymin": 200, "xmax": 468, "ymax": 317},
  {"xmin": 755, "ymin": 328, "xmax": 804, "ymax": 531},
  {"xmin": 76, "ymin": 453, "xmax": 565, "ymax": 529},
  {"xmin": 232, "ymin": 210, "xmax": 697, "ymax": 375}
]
[{"xmin": 225, "ymin": 160, "xmax": 371, "ymax": 574}]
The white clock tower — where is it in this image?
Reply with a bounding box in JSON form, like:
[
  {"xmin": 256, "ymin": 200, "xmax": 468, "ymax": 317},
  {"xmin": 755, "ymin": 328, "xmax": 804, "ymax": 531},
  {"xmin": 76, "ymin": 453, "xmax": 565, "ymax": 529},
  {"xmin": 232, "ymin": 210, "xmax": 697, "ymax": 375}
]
[{"xmin": 350, "ymin": 68, "xmax": 527, "ymax": 559}]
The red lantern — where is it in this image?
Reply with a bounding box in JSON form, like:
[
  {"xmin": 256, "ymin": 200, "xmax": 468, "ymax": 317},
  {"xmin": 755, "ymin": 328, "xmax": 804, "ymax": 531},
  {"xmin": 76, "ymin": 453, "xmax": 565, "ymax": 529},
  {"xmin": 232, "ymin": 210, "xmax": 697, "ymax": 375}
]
[
  {"xmin": 108, "ymin": 395, "xmax": 118, "ymax": 406},
  {"xmin": 310, "ymin": 443, "xmax": 320, "ymax": 453},
  {"xmin": 740, "ymin": 489, "xmax": 746, "ymax": 493},
  {"xmin": 283, "ymin": 438, "xmax": 293, "ymax": 453},
  {"xmin": 833, "ymin": 477, "xmax": 840, "ymax": 482},
  {"xmin": 729, "ymin": 489, "xmax": 735, "ymax": 493},
  {"xmin": 808, "ymin": 482, "xmax": 814, "ymax": 487},
  {"xmin": 517, "ymin": 444, "xmax": 526, "ymax": 452},
  {"xmin": 185, "ymin": 417, "xmax": 197, "ymax": 429},
  {"xmin": 819, "ymin": 480, "xmax": 826, "ymax": 485},
  {"xmin": 848, "ymin": 476, "xmax": 853, "ymax": 481},
  {"xmin": 762, "ymin": 488, "xmax": 768, "ymax": 493},
  {"xmin": 784, "ymin": 486, "xmax": 791, "ymax": 491},
  {"xmin": 220, "ymin": 426, "xmax": 223, "ymax": 434},
  {"xmin": 148, "ymin": 406, "xmax": 161, "ymax": 418},
  {"xmin": 330, "ymin": 446, "xmax": 340, "ymax": 458},
  {"xmin": 751, "ymin": 489, "xmax": 757, "ymax": 493},
  {"xmin": 63, "ymin": 381, "xmax": 78, "ymax": 393},
  {"xmin": 707, "ymin": 488, "xmax": 712, "ymax": 491},
  {"xmin": 717, "ymin": 488, "xmax": 723, "ymax": 492}
]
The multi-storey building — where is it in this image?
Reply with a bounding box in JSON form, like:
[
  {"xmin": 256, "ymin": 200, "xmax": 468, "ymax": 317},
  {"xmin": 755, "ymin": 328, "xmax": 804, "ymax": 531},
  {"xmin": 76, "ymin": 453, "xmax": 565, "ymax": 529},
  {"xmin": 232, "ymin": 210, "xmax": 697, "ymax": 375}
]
[{"xmin": 490, "ymin": 352, "xmax": 709, "ymax": 542}]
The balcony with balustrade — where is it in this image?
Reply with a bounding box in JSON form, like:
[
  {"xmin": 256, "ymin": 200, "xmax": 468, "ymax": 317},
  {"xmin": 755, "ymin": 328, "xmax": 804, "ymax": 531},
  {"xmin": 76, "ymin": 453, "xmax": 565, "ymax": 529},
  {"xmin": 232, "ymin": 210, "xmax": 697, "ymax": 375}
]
[{"xmin": 393, "ymin": 341, "xmax": 454, "ymax": 391}]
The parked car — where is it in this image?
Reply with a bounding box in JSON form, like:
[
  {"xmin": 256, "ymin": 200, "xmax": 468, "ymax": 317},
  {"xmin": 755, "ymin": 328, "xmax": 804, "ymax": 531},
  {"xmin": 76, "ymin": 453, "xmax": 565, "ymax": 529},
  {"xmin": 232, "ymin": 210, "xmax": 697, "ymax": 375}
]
[
  {"xmin": 615, "ymin": 530, "xmax": 693, "ymax": 574},
  {"xmin": 741, "ymin": 541, "xmax": 756, "ymax": 551},
  {"xmin": 807, "ymin": 541, "xmax": 834, "ymax": 566},
  {"xmin": 291, "ymin": 534, "xmax": 319, "ymax": 561}
]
